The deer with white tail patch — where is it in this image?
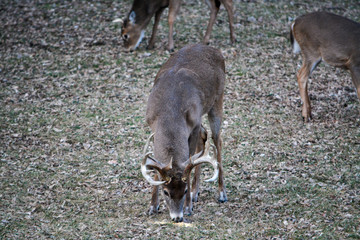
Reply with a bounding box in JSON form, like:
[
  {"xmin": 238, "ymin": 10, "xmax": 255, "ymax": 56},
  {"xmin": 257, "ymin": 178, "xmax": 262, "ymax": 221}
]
[{"xmin": 290, "ymin": 11, "xmax": 360, "ymax": 121}]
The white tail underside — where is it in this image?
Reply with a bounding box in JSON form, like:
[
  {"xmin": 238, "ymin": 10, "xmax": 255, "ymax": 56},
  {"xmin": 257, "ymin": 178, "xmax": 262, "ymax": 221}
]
[{"xmin": 291, "ymin": 22, "xmax": 301, "ymax": 54}]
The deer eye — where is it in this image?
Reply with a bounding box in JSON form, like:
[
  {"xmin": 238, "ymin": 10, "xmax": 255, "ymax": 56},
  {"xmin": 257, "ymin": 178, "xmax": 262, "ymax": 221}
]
[
  {"xmin": 184, "ymin": 189, "xmax": 188, "ymax": 194},
  {"xmin": 163, "ymin": 190, "xmax": 170, "ymax": 197},
  {"xmin": 122, "ymin": 34, "xmax": 129, "ymax": 41}
]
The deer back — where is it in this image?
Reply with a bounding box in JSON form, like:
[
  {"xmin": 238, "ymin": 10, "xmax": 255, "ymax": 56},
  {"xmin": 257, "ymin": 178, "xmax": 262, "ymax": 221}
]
[
  {"xmin": 146, "ymin": 44, "xmax": 225, "ymax": 167},
  {"xmin": 292, "ymin": 12, "xmax": 360, "ymax": 67}
]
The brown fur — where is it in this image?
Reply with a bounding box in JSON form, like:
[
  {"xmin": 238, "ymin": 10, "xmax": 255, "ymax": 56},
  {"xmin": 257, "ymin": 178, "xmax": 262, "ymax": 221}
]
[
  {"xmin": 291, "ymin": 11, "xmax": 360, "ymax": 121},
  {"xmin": 121, "ymin": 0, "xmax": 235, "ymax": 52},
  {"xmin": 145, "ymin": 44, "xmax": 227, "ymax": 222}
]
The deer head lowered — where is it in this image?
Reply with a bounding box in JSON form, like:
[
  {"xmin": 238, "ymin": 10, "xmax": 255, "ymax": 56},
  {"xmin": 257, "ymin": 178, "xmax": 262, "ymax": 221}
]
[
  {"xmin": 121, "ymin": 0, "xmax": 235, "ymax": 52},
  {"xmin": 142, "ymin": 44, "xmax": 227, "ymax": 222},
  {"xmin": 142, "ymin": 133, "xmax": 219, "ymax": 185},
  {"xmin": 290, "ymin": 11, "xmax": 360, "ymax": 121}
]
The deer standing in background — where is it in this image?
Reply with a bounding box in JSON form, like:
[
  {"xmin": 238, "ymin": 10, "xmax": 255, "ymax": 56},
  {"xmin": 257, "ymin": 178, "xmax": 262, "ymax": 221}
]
[
  {"xmin": 121, "ymin": 0, "xmax": 235, "ymax": 52},
  {"xmin": 142, "ymin": 44, "xmax": 227, "ymax": 222},
  {"xmin": 290, "ymin": 11, "xmax": 360, "ymax": 121}
]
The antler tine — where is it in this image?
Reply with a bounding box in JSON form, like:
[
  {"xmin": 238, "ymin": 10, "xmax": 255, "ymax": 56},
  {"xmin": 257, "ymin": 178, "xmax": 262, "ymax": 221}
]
[
  {"xmin": 204, "ymin": 145, "xmax": 219, "ymax": 182},
  {"xmin": 141, "ymin": 134, "xmax": 173, "ymax": 185},
  {"xmin": 141, "ymin": 152, "xmax": 166, "ymax": 186},
  {"xmin": 203, "ymin": 137, "xmax": 211, "ymax": 156},
  {"xmin": 112, "ymin": 18, "xmax": 124, "ymax": 24},
  {"xmin": 187, "ymin": 135, "xmax": 210, "ymax": 165},
  {"xmin": 143, "ymin": 132, "xmax": 155, "ymax": 155},
  {"xmin": 165, "ymin": 157, "xmax": 173, "ymax": 170},
  {"xmin": 146, "ymin": 152, "xmax": 164, "ymax": 165},
  {"xmin": 189, "ymin": 149, "xmax": 204, "ymax": 165},
  {"xmin": 191, "ymin": 143, "xmax": 219, "ymax": 182},
  {"xmin": 182, "ymin": 134, "xmax": 219, "ymax": 182}
]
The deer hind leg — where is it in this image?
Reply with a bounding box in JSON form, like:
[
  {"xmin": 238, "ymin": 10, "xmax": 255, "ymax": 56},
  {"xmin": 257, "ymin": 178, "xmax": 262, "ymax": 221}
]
[
  {"xmin": 208, "ymin": 97, "xmax": 227, "ymax": 203},
  {"xmin": 297, "ymin": 56, "xmax": 321, "ymax": 122},
  {"xmin": 220, "ymin": 0, "xmax": 236, "ymax": 43},
  {"xmin": 149, "ymin": 174, "xmax": 160, "ymax": 215},
  {"xmin": 204, "ymin": 0, "xmax": 220, "ymax": 45},
  {"xmin": 147, "ymin": 8, "xmax": 165, "ymax": 50},
  {"xmin": 167, "ymin": 0, "xmax": 181, "ymax": 52}
]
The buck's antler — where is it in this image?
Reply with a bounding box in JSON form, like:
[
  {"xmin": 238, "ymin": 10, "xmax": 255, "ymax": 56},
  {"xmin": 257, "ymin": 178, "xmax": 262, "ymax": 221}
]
[
  {"xmin": 182, "ymin": 136, "xmax": 219, "ymax": 182},
  {"xmin": 141, "ymin": 133, "xmax": 172, "ymax": 185}
]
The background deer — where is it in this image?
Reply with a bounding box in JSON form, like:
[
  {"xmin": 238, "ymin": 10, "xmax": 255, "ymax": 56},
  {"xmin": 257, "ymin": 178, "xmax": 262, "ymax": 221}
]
[
  {"xmin": 121, "ymin": 0, "xmax": 235, "ymax": 52},
  {"xmin": 142, "ymin": 44, "xmax": 227, "ymax": 222},
  {"xmin": 290, "ymin": 11, "xmax": 360, "ymax": 121}
]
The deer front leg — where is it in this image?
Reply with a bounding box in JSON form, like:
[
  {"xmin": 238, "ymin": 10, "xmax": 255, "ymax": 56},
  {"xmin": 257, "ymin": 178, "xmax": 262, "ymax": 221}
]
[
  {"xmin": 167, "ymin": 0, "xmax": 181, "ymax": 52},
  {"xmin": 191, "ymin": 125, "xmax": 207, "ymax": 203},
  {"xmin": 147, "ymin": 8, "xmax": 165, "ymax": 50},
  {"xmin": 149, "ymin": 174, "xmax": 160, "ymax": 215},
  {"xmin": 297, "ymin": 62, "xmax": 312, "ymax": 122},
  {"xmin": 184, "ymin": 125, "xmax": 201, "ymax": 215},
  {"xmin": 184, "ymin": 177, "xmax": 192, "ymax": 216},
  {"xmin": 349, "ymin": 64, "xmax": 360, "ymax": 100}
]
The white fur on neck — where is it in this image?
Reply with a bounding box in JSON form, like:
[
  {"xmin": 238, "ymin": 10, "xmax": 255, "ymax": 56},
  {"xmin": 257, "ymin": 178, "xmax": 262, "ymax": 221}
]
[{"xmin": 134, "ymin": 30, "xmax": 145, "ymax": 50}]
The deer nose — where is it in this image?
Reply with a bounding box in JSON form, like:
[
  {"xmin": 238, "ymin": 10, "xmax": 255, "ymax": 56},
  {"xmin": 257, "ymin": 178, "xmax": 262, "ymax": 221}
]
[{"xmin": 172, "ymin": 216, "xmax": 183, "ymax": 223}]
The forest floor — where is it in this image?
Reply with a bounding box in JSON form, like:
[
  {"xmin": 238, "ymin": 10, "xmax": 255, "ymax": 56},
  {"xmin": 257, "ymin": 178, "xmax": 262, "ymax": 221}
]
[{"xmin": 1, "ymin": 0, "xmax": 359, "ymax": 239}]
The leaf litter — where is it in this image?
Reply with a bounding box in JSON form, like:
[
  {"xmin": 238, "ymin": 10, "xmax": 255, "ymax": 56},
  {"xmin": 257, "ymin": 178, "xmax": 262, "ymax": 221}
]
[{"xmin": 0, "ymin": 0, "xmax": 359, "ymax": 239}]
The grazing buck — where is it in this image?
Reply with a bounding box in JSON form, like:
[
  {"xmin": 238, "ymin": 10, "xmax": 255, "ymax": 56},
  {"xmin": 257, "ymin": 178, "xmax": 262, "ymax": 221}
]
[
  {"xmin": 290, "ymin": 11, "xmax": 360, "ymax": 121},
  {"xmin": 121, "ymin": 0, "xmax": 235, "ymax": 52},
  {"xmin": 142, "ymin": 44, "xmax": 227, "ymax": 222}
]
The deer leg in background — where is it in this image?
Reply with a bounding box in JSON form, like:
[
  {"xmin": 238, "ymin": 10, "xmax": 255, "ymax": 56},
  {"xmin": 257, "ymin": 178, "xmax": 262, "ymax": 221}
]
[
  {"xmin": 204, "ymin": 0, "xmax": 220, "ymax": 45},
  {"xmin": 349, "ymin": 63, "xmax": 360, "ymax": 100},
  {"xmin": 297, "ymin": 56, "xmax": 321, "ymax": 122},
  {"xmin": 297, "ymin": 62, "xmax": 311, "ymax": 122},
  {"xmin": 147, "ymin": 8, "xmax": 165, "ymax": 50},
  {"xmin": 149, "ymin": 174, "xmax": 160, "ymax": 215},
  {"xmin": 220, "ymin": 0, "xmax": 236, "ymax": 43},
  {"xmin": 167, "ymin": 0, "xmax": 181, "ymax": 52},
  {"xmin": 208, "ymin": 97, "xmax": 227, "ymax": 203}
]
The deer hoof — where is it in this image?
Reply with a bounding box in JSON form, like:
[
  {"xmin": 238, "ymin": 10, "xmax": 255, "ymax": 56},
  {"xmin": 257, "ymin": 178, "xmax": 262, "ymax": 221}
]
[
  {"xmin": 184, "ymin": 206, "xmax": 193, "ymax": 216},
  {"xmin": 148, "ymin": 205, "xmax": 159, "ymax": 215},
  {"xmin": 302, "ymin": 115, "xmax": 312, "ymax": 123},
  {"xmin": 203, "ymin": 38, "xmax": 210, "ymax": 45},
  {"xmin": 191, "ymin": 191, "xmax": 199, "ymax": 202},
  {"xmin": 301, "ymin": 108, "xmax": 312, "ymax": 122},
  {"xmin": 218, "ymin": 191, "xmax": 228, "ymax": 203}
]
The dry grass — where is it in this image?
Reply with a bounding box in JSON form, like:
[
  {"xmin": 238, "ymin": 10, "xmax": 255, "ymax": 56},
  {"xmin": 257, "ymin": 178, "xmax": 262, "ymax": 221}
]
[{"xmin": 0, "ymin": 0, "xmax": 359, "ymax": 239}]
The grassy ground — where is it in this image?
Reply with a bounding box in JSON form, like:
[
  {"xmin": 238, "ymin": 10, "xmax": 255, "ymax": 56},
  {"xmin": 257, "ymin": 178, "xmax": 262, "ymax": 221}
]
[{"xmin": 1, "ymin": 0, "xmax": 359, "ymax": 239}]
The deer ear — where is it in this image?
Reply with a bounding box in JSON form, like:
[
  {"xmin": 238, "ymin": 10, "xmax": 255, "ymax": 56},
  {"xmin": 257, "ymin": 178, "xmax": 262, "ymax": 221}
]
[{"xmin": 129, "ymin": 11, "xmax": 136, "ymax": 24}]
